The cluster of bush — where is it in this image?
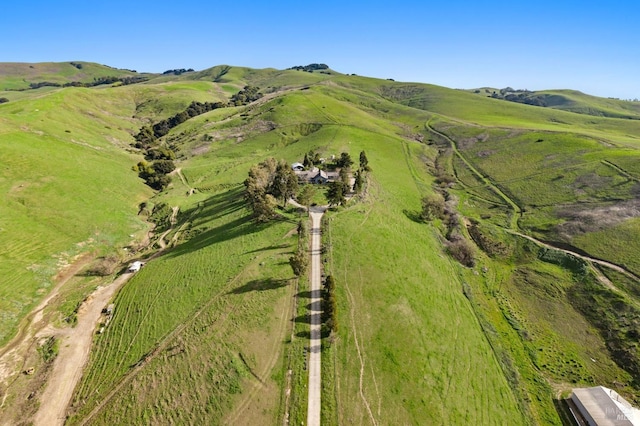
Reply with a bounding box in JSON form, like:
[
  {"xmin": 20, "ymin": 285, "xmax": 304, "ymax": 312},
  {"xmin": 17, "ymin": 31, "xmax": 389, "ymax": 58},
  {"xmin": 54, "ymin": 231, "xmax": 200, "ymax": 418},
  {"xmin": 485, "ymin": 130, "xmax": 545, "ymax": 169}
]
[
  {"xmin": 229, "ymin": 85, "xmax": 263, "ymax": 106},
  {"xmin": 467, "ymin": 222, "xmax": 509, "ymax": 258},
  {"xmin": 162, "ymin": 68, "xmax": 195, "ymax": 75},
  {"xmin": 288, "ymin": 63, "xmax": 329, "ymax": 72},
  {"xmin": 0, "ymin": 97, "xmax": 8, "ymax": 104},
  {"xmin": 484, "ymin": 87, "xmax": 550, "ymax": 107},
  {"xmin": 421, "ymin": 190, "xmax": 475, "ymax": 267}
]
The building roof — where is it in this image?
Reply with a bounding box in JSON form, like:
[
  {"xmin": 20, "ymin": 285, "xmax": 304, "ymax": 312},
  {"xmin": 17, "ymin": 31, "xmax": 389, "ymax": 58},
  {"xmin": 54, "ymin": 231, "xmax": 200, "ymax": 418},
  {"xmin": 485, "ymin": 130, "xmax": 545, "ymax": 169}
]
[
  {"xmin": 291, "ymin": 162, "xmax": 305, "ymax": 170},
  {"xmin": 313, "ymin": 170, "xmax": 328, "ymax": 180},
  {"xmin": 572, "ymin": 386, "xmax": 640, "ymax": 425}
]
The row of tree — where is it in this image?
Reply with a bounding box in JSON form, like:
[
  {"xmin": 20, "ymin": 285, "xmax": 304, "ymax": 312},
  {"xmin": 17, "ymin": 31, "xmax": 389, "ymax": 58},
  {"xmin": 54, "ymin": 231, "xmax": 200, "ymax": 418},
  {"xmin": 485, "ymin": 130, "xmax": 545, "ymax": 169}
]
[
  {"xmin": 289, "ymin": 220, "xmax": 308, "ymax": 277},
  {"xmin": 288, "ymin": 63, "xmax": 329, "ymax": 72},
  {"xmin": 21, "ymin": 76, "xmax": 149, "ymax": 91},
  {"xmin": 162, "ymin": 68, "xmax": 194, "ymax": 75},
  {"xmin": 322, "ymin": 275, "xmax": 338, "ymax": 333}
]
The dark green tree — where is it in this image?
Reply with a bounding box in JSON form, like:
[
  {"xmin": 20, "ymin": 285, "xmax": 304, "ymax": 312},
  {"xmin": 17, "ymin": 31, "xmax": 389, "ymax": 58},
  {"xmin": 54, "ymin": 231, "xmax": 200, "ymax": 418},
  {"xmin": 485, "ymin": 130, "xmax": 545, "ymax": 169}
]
[
  {"xmin": 353, "ymin": 170, "xmax": 363, "ymax": 193},
  {"xmin": 152, "ymin": 159, "xmax": 176, "ymax": 175},
  {"xmin": 327, "ymin": 181, "xmax": 348, "ymax": 206},
  {"xmin": 270, "ymin": 161, "xmax": 298, "ymax": 206},
  {"xmin": 323, "ymin": 275, "xmax": 335, "ymax": 294},
  {"xmin": 339, "ymin": 167, "xmax": 350, "ymax": 187},
  {"xmin": 297, "ymin": 184, "xmax": 316, "ymax": 209},
  {"xmin": 336, "ymin": 152, "xmax": 353, "ymax": 169},
  {"xmin": 303, "ymin": 153, "xmax": 312, "ymax": 168},
  {"xmin": 359, "ymin": 150, "xmax": 370, "ymax": 171}
]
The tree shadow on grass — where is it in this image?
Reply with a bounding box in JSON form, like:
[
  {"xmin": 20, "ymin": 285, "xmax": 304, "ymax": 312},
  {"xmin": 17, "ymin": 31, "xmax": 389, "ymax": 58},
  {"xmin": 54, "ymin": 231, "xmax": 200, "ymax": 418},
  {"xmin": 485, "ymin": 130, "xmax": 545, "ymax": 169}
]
[
  {"xmin": 244, "ymin": 243, "xmax": 291, "ymax": 254},
  {"xmin": 296, "ymin": 330, "xmax": 311, "ymax": 339},
  {"xmin": 403, "ymin": 209, "xmax": 424, "ymax": 224},
  {"xmin": 163, "ymin": 187, "xmax": 297, "ymax": 259},
  {"xmin": 164, "ymin": 214, "xmax": 264, "ymax": 258},
  {"xmin": 296, "ymin": 291, "xmax": 312, "ymax": 299},
  {"xmin": 228, "ymin": 278, "xmax": 291, "ymax": 294}
]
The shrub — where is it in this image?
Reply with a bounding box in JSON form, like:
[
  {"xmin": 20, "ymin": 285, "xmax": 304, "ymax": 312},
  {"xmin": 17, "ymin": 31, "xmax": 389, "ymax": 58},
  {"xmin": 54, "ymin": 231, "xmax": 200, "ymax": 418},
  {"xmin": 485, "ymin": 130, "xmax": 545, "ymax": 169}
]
[
  {"xmin": 421, "ymin": 192, "xmax": 445, "ymax": 221},
  {"xmin": 447, "ymin": 237, "xmax": 475, "ymax": 267}
]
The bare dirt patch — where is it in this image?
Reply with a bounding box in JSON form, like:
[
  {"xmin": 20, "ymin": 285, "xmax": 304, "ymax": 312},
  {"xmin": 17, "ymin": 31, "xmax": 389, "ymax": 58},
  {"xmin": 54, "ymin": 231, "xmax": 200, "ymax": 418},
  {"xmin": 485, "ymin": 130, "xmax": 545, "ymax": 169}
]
[
  {"xmin": 556, "ymin": 199, "xmax": 640, "ymax": 238},
  {"xmin": 0, "ymin": 253, "xmax": 94, "ymax": 425}
]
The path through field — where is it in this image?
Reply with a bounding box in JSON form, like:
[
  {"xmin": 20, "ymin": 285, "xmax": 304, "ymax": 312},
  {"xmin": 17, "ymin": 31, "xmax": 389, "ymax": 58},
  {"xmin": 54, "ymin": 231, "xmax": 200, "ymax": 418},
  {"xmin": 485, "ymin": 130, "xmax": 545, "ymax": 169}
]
[
  {"xmin": 508, "ymin": 230, "xmax": 640, "ymax": 287},
  {"xmin": 29, "ymin": 209, "xmax": 179, "ymax": 425},
  {"xmin": 32, "ymin": 271, "xmax": 134, "ymax": 426},
  {"xmin": 307, "ymin": 207, "xmax": 324, "ymax": 426}
]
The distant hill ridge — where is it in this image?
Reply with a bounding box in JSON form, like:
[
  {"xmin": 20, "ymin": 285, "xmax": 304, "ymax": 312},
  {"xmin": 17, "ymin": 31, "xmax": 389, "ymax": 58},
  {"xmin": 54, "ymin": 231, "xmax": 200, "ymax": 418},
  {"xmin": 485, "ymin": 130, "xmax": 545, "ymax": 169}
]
[
  {"xmin": 471, "ymin": 86, "xmax": 640, "ymax": 119},
  {"xmin": 3, "ymin": 61, "xmax": 640, "ymax": 122}
]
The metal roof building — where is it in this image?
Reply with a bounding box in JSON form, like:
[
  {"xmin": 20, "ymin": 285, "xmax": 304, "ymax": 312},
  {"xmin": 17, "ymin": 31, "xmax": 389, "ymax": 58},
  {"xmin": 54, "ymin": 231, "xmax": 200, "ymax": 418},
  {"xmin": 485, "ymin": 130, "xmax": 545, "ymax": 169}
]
[{"xmin": 571, "ymin": 386, "xmax": 640, "ymax": 425}]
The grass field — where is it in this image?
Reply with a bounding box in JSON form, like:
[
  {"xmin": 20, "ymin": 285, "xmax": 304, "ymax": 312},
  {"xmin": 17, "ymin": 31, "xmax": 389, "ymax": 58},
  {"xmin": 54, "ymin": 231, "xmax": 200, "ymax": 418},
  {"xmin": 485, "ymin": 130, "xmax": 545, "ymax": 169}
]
[
  {"xmin": 67, "ymin": 187, "xmax": 301, "ymax": 424},
  {"xmin": 4, "ymin": 62, "xmax": 640, "ymax": 424},
  {"xmin": 0, "ymin": 87, "xmax": 152, "ymax": 346}
]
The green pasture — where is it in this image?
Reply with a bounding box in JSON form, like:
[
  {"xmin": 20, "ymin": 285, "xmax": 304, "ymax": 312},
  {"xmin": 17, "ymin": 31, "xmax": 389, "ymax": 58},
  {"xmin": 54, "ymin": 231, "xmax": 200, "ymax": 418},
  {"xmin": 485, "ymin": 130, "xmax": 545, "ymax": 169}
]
[
  {"xmin": 4, "ymin": 62, "xmax": 640, "ymax": 424},
  {"xmin": 0, "ymin": 89, "xmax": 151, "ymax": 346},
  {"xmin": 323, "ymin": 133, "xmax": 525, "ymax": 424},
  {"xmin": 68, "ymin": 187, "xmax": 300, "ymax": 424}
]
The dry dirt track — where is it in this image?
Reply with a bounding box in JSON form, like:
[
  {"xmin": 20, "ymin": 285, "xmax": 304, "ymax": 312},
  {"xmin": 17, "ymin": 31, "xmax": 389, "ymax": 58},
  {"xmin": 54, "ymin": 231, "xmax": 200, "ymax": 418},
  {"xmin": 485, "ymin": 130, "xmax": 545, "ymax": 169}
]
[
  {"xmin": 31, "ymin": 216, "xmax": 179, "ymax": 426},
  {"xmin": 32, "ymin": 272, "xmax": 133, "ymax": 426},
  {"xmin": 307, "ymin": 208, "xmax": 325, "ymax": 426}
]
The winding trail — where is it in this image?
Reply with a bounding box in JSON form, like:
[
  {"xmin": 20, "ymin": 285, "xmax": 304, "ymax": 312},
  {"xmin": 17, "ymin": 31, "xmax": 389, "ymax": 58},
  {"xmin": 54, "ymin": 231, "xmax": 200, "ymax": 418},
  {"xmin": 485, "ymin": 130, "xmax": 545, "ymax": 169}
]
[
  {"xmin": 508, "ymin": 230, "xmax": 640, "ymax": 285},
  {"xmin": 426, "ymin": 119, "xmax": 522, "ymax": 229},
  {"xmin": 307, "ymin": 207, "xmax": 325, "ymax": 426}
]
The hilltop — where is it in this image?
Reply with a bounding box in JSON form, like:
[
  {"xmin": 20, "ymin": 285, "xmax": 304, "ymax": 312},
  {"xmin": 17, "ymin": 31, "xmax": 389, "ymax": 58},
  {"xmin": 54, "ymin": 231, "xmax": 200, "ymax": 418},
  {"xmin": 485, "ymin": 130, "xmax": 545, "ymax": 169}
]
[
  {"xmin": 470, "ymin": 86, "xmax": 640, "ymax": 119},
  {"xmin": 1, "ymin": 61, "xmax": 640, "ymax": 425}
]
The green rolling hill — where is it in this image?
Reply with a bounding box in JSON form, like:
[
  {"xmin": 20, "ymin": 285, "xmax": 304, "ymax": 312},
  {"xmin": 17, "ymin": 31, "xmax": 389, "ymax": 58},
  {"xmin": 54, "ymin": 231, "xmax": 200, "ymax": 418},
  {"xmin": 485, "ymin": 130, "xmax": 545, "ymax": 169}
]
[{"xmin": 2, "ymin": 62, "xmax": 640, "ymax": 425}]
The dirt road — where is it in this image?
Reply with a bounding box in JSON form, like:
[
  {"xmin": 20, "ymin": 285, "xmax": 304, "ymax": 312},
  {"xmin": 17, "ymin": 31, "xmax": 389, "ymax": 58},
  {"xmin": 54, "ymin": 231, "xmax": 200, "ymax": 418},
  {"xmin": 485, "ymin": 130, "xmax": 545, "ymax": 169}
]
[
  {"xmin": 509, "ymin": 230, "xmax": 640, "ymax": 285},
  {"xmin": 32, "ymin": 272, "xmax": 133, "ymax": 426},
  {"xmin": 307, "ymin": 207, "xmax": 325, "ymax": 426}
]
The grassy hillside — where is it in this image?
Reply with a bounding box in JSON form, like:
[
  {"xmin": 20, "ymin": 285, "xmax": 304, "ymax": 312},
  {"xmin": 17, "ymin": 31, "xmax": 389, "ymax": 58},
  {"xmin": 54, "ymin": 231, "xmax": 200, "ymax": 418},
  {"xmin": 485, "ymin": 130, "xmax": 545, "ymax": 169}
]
[
  {"xmin": 3, "ymin": 63, "xmax": 640, "ymax": 425},
  {"xmin": 0, "ymin": 61, "xmax": 145, "ymax": 91},
  {"xmin": 469, "ymin": 87, "xmax": 640, "ymax": 119},
  {"xmin": 0, "ymin": 86, "xmax": 153, "ymax": 345}
]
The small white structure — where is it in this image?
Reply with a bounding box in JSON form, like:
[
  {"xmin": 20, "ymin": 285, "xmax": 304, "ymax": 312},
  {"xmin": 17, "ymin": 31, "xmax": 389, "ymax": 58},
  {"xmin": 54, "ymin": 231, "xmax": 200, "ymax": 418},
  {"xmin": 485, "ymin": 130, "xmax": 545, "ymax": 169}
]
[
  {"xmin": 105, "ymin": 304, "xmax": 115, "ymax": 315},
  {"xmin": 291, "ymin": 162, "xmax": 305, "ymax": 171},
  {"xmin": 571, "ymin": 386, "xmax": 640, "ymax": 425},
  {"xmin": 127, "ymin": 261, "xmax": 144, "ymax": 273}
]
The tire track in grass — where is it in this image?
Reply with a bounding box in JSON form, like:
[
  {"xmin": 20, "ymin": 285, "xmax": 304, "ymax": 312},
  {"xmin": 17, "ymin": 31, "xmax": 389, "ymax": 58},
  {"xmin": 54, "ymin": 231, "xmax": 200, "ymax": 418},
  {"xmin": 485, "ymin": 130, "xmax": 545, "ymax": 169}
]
[
  {"xmin": 224, "ymin": 275, "xmax": 295, "ymax": 425},
  {"xmin": 95, "ymin": 206, "xmax": 184, "ymax": 389},
  {"xmin": 343, "ymin": 269, "xmax": 377, "ymax": 426},
  {"xmin": 76, "ymin": 228, "xmax": 294, "ymax": 425},
  {"xmin": 358, "ymin": 267, "xmax": 382, "ymax": 419}
]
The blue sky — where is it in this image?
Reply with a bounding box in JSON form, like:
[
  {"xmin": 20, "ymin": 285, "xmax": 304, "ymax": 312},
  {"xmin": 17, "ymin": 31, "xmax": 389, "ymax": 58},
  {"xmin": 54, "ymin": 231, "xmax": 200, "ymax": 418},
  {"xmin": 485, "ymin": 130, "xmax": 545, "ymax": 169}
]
[{"xmin": 4, "ymin": 1, "xmax": 640, "ymax": 98}]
